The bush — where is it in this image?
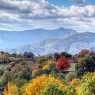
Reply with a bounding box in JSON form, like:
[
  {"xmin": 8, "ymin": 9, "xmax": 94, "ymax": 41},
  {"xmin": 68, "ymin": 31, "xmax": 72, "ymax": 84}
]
[
  {"xmin": 1, "ymin": 62, "xmax": 32, "ymax": 87},
  {"xmin": 3, "ymin": 82, "xmax": 18, "ymax": 95},
  {"xmin": 21, "ymin": 75, "xmax": 66, "ymax": 95},
  {"xmin": 48, "ymin": 64, "xmax": 58, "ymax": 78},
  {"xmin": 64, "ymin": 85, "xmax": 76, "ymax": 95},
  {"xmin": 78, "ymin": 73, "xmax": 95, "ymax": 95},
  {"xmin": 76, "ymin": 56, "xmax": 95, "ymax": 77},
  {"xmin": 36, "ymin": 56, "xmax": 48, "ymax": 64},
  {"xmin": 41, "ymin": 83, "xmax": 65, "ymax": 95},
  {"xmin": 70, "ymin": 79, "xmax": 80, "ymax": 88}
]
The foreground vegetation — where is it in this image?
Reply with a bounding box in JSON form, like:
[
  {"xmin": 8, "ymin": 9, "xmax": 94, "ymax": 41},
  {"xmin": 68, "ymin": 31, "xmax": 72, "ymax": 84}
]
[{"xmin": 0, "ymin": 49, "xmax": 95, "ymax": 95}]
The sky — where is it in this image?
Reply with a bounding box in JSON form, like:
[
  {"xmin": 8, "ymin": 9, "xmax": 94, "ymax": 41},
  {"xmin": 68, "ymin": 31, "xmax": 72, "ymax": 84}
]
[{"xmin": 0, "ymin": 0, "xmax": 95, "ymax": 49}]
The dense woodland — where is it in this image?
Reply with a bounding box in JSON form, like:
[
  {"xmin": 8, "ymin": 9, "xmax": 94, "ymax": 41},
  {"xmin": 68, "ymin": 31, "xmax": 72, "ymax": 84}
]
[{"xmin": 0, "ymin": 49, "xmax": 95, "ymax": 95}]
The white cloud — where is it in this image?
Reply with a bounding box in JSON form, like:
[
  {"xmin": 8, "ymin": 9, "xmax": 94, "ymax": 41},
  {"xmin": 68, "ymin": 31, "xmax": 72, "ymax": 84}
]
[{"xmin": 0, "ymin": 0, "xmax": 95, "ymax": 32}]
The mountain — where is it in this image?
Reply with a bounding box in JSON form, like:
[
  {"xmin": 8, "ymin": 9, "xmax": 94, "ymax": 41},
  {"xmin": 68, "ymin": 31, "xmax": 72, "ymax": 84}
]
[
  {"xmin": 0, "ymin": 27, "xmax": 76, "ymax": 41},
  {"xmin": 9, "ymin": 32, "xmax": 95, "ymax": 55},
  {"xmin": 34, "ymin": 32, "xmax": 95, "ymax": 55},
  {"xmin": 63, "ymin": 32, "xmax": 95, "ymax": 54},
  {"xmin": 0, "ymin": 28, "xmax": 76, "ymax": 50}
]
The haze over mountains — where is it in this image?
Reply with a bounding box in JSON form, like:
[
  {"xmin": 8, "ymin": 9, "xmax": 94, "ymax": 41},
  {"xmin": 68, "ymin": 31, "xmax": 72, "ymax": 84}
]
[
  {"xmin": 1, "ymin": 28, "xmax": 94, "ymax": 55},
  {"xmin": 0, "ymin": 28, "xmax": 76, "ymax": 49},
  {"xmin": 15, "ymin": 32, "xmax": 95, "ymax": 55}
]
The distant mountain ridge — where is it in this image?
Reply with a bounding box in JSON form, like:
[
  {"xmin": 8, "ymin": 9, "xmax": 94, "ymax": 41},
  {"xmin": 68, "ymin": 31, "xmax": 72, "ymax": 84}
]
[
  {"xmin": 0, "ymin": 27, "xmax": 76, "ymax": 50},
  {"xmin": 8, "ymin": 31, "xmax": 95, "ymax": 55},
  {"xmin": 0, "ymin": 28, "xmax": 95, "ymax": 55}
]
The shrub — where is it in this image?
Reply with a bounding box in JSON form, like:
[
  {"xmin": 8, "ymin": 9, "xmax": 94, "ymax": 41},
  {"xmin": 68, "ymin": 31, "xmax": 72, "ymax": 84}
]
[
  {"xmin": 64, "ymin": 85, "xmax": 76, "ymax": 95},
  {"xmin": 48, "ymin": 64, "xmax": 57, "ymax": 78},
  {"xmin": 70, "ymin": 79, "xmax": 80, "ymax": 88},
  {"xmin": 41, "ymin": 83, "xmax": 65, "ymax": 95},
  {"xmin": 3, "ymin": 82, "xmax": 18, "ymax": 95},
  {"xmin": 2, "ymin": 62, "xmax": 32, "ymax": 87},
  {"xmin": 22, "ymin": 75, "xmax": 66, "ymax": 95},
  {"xmin": 78, "ymin": 72, "xmax": 95, "ymax": 95},
  {"xmin": 76, "ymin": 56, "xmax": 95, "ymax": 77}
]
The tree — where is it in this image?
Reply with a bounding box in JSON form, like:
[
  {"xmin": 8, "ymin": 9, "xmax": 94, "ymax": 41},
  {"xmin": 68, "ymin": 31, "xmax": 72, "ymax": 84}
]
[
  {"xmin": 0, "ymin": 52, "xmax": 10, "ymax": 64},
  {"xmin": 60, "ymin": 52, "xmax": 72, "ymax": 58},
  {"xmin": 24, "ymin": 52, "xmax": 34, "ymax": 60},
  {"xmin": 2, "ymin": 62, "xmax": 32, "ymax": 87},
  {"xmin": 3, "ymin": 82, "xmax": 18, "ymax": 95},
  {"xmin": 78, "ymin": 49, "xmax": 91, "ymax": 58},
  {"xmin": 76, "ymin": 56, "xmax": 95, "ymax": 77}
]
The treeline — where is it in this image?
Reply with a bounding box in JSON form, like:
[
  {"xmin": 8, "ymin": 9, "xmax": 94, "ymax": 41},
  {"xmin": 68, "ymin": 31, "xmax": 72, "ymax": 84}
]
[{"xmin": 0, "ymin": 51, "xmax": 35, "ymax": 64}]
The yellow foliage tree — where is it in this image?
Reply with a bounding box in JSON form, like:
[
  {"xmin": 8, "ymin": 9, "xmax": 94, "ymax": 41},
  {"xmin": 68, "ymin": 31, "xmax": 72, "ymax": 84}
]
[
  {"xmin": 3, "ymin": 82, "xmax": 18, "ymax": 95},
  {"xmin": 21, "ymin": 75, "xmax": 66, "ymax": 95}
]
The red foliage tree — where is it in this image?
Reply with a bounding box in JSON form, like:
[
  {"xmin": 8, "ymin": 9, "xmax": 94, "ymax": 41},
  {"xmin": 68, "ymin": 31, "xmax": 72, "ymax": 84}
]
[{"xmin": 56, "ymin": 56, "xmax": 70, "ymax": 71}]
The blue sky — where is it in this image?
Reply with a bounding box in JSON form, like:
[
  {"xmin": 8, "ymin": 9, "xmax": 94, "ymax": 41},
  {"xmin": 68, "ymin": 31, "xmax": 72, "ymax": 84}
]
[
  {"xmin": 0, "ymin": 0, "xmax": 95, "ymax": 49},
  {"xmin": 49, "ymin": 0, "xmax": 95, "ymax": 6}
]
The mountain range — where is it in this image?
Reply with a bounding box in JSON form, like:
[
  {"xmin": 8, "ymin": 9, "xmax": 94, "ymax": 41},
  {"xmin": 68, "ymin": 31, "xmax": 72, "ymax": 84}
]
[{"xmin": 5, "ymin": 28, "xmax": 95, "ymax": 56}]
